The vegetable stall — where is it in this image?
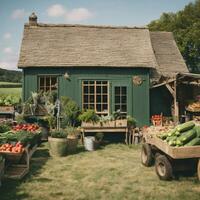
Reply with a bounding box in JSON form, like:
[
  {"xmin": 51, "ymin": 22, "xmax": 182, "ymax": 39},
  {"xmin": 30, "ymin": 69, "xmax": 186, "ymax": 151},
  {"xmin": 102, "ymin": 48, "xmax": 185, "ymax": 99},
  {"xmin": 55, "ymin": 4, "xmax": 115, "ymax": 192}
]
[{"xmin": 0, "ymin": 122, "xmax": 42, "ymax": 182}]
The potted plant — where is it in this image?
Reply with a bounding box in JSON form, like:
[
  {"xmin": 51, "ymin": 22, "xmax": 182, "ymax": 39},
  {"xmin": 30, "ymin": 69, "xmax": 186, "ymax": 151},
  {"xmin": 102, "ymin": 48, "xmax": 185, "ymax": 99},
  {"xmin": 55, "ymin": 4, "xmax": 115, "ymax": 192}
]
[
  {"xmin": 112, "ymin": 110, "xmax": 127, "ymax": 127},
  {"xmin": 78, "ymin": 109, "xmax": 100, "ymax": 127},
  {"xmin": 65, "ymin": 126, "xmax": 80, "ymax": 153},
  {"xmin": 99, "ymin": 115, "xmax": 115, "ymax": 127},
  {"xmin": 48, "ymin": 130, "xmax": 68, "ymax": 157},
  {"xmin": 127, "ymin": 116, "xmax": 137, "ymax": 128}
]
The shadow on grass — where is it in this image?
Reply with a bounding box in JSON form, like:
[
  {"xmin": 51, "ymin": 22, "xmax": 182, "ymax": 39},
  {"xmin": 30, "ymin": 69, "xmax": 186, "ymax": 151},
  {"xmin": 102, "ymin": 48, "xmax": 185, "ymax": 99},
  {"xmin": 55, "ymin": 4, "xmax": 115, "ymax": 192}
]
[{"xmin": 0, "ymin": 144, "xmax": 50, "ymax": 200}]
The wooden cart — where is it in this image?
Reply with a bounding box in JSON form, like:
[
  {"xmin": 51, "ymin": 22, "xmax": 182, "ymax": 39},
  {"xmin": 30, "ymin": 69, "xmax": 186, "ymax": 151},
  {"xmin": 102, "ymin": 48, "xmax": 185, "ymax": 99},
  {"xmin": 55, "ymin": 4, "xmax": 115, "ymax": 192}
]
[
  {"xmin": 2, "ymin": 144, "xmax": 38, "ymax": 180},
  {"xmin": 141, "ymin": 132, "xmax": 200, "ymax": 181}
]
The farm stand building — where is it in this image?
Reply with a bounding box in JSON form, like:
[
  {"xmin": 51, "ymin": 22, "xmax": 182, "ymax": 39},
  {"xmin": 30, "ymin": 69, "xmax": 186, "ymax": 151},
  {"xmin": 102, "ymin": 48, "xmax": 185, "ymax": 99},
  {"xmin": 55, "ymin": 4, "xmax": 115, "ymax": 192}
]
[{"xmin": 18, "ymin": 13, "xmax": 188, "ymax": 126}]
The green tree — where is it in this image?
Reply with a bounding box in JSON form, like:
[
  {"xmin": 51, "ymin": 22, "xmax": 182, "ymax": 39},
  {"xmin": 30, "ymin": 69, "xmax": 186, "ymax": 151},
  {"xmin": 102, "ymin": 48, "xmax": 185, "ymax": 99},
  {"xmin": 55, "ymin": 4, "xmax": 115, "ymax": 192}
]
[{"xmin": 149, "ymin": 0, "xmax": 200, "ymax": 73}]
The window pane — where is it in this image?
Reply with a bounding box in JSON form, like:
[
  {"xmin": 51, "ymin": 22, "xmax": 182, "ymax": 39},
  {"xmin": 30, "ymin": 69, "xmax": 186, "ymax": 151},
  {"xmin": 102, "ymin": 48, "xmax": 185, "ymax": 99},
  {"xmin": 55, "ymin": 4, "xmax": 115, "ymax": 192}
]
[
  {"xmin": 46, "ymin": 77, "xmax": 50, "ymax": 87},
  {"xmin": 83, "ymin": 81, "xmax": 88, "ymax": 85},
  {"xmin": 83, "ymin": 104, "xmax": 88, "ymax": 110},
  {"xmin": 115, "ymin": 87, "xmax": 120, "ymax": 95},
  {"xmin": 89, "ymin": 95, "xmax": 95, "ymax": 103},
  {"xmin": 89, "ymin": 104, "xmax": 94, "ymax": 109},
  {"xmin": 102, "ymin": 81, "xmax": 107, "ymax": 84},
  {"xmin": 96, "ymin": 95, "xmax": 101, "ymax": 103},
  {"xmin": 121, "ymin": 105, "xmax": 127, "ymax": 113},
  {"xmin": 51, "ymin": 77, "xmax": 57, "ymax": 85},
  {"xmin": 122, "ymin": 87, "xmax": 127, "ymax": 95},
  {"xmin": 102, "ymin": 86, "xmax": 107, "ymax": 93},
  {"xmin": 40, "ymin": 77, "xmax": 44, "ymax": 87},
  {"xmin": 90, "ymin": 86, "xmax": 94, "ymax": 93},
  {"xmin": 96, "ymin": 86, "xmax": 101, "ymax": 94},
  {"xmin": 84, "ymin": 95, "xmax": 88, "ymax": 103},
  {"xmin": 122, "ymin": 96, "xmax": 126, "ymax": 104},
  {"xmin": 103, "ymin": 95, "xmax": 107, "ymax": 103},
  {"xmin": 84, "ymin": 86, "xmax": 88, "ymax": 94},
  {"xmin": 115, "ymin": 96, "xmax": 120, "ymax": 104},
  {"xmin": 96, "ymin": 104, "xmax": 101, "ymax": 112},
  {"xmin": 89, "ymin": 81, "xmax": 94, "ymax": 84},
  {"xmin": 115, "ymin": 105, "xmax": 120, "ymax": 111},
  {"xmin": 103, "ymin": 104, "xmax": 108, "ymax": 111}
]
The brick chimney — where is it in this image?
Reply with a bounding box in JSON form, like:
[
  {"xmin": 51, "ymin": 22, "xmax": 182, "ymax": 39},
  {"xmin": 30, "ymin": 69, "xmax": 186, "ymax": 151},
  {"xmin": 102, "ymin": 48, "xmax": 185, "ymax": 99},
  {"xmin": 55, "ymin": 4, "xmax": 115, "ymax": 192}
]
[{"xmin": 29, "ymin": 12, "xmax": 37, "ymax": 26}]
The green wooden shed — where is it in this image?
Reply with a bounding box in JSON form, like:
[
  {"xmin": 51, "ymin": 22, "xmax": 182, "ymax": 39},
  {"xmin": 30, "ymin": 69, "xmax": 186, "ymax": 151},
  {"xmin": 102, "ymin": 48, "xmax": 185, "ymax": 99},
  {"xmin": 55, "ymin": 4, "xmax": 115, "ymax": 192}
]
[{"xmin": 18, "ymin": 13, "xmax": 188, "ymax": 126}]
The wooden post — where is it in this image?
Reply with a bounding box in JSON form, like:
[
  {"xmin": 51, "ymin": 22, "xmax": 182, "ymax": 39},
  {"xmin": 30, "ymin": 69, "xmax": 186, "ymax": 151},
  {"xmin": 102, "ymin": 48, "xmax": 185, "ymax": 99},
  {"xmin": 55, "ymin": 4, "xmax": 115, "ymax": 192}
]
[{"xmin": 174, "ymin": 80, "xmax": 179, "ymax": 124}]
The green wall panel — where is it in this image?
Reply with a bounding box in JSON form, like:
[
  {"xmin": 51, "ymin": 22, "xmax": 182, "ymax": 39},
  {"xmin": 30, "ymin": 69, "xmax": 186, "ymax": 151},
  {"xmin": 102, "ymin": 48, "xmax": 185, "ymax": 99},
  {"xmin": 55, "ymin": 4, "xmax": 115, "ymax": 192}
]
[{"xmin": 23, "ymin": 67, "xmax": 150, "ymax": 126}]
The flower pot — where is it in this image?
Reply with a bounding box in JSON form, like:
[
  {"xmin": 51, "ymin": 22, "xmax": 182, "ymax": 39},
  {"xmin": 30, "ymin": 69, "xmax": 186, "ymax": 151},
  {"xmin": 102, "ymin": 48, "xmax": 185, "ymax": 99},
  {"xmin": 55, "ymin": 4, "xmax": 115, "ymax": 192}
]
[
  {"xmin": 66, "ymin": 136, "xmax": 78, "ymax": 153},
  {"xmin": 48, "ymin": 137, "xmax": 68, "ymax": 157}
]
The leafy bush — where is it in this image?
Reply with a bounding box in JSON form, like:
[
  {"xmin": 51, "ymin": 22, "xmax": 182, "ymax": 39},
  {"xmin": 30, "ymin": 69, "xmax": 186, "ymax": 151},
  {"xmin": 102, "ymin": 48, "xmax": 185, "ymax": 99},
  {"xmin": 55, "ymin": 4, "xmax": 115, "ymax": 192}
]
[
  {"xmin": 127, "ymin": 116, "xmax": 137, "ymax": 128},
  {"xmin": 61, "ymin": 96, "xmax": 80, "ymax": 127},
  {"xmin": 0, "ymin": 124, "xmax": 11, "ymax": 133},
  {"xmin": 51, "ymin": 130, "xmax": 68, "ymax": 139},
  {"xmin": 78, "ymin": 109, "xmax": 99, "ymax": 123},
  {"xmin": 0, "ymin": 94, "xmax": 20, "ymax": 106},
  {"xmin": 65, "ymin": 126, "xmax": 80, "ymax": 138}
]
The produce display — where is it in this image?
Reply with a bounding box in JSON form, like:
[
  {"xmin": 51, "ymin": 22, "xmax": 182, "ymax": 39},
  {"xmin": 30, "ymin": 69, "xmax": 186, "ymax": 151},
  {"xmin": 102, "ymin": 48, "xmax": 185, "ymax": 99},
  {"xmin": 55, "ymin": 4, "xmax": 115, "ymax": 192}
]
[
  {"xmin": 12, "ymin": 124, "xmax": 40, "ymax": 132},
  {"xmin": 186, "ymin": 101, "xmax": 200, "ymax": 112},
  {"xmin": 0, "ymin": 95, "xmax": 19, "ymax": 106},
  {"xmin": 157, "ymin": 121, "xmax": 200, "ymax": 147},
  {"xmin": 0, "ymin": 123, "xmax": 41, "ymax": 152},
  {"xmin": 0, "ymin": 142, "xmax": 24, "ymax": 153}
]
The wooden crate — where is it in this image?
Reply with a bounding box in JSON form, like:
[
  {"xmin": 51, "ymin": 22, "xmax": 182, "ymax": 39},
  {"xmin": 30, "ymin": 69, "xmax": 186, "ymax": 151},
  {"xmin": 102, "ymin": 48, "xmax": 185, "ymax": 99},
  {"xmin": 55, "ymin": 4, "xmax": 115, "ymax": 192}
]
[
  {"xmin": 145, "ymin": 134, "xmax": 200, "ymax": 159},
  {"xmin": 0, "ymin": 151, "xmax": 24, "ymax": 164},
  {"xmin": 115, "ymin": 119, "xmax": 127, "ymax": 127}
]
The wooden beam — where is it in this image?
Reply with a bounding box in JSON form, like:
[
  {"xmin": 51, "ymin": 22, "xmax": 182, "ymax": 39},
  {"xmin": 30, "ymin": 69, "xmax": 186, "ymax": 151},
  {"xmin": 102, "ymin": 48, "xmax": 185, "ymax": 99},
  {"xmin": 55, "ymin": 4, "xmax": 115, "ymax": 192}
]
[
  {"xmin": 166, "ymin": 83, "xmax": 175, "ymax": 97},
  {"xmin": 174, "ymin": 80, "xmax": 179, "ymax": 124}
]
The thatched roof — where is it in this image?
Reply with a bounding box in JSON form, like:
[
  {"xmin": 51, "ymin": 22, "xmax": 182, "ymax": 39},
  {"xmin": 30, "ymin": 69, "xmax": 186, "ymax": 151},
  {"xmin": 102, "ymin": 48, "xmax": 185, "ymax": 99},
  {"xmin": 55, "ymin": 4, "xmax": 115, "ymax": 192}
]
[
  {"xmin": 18, "ymin": 22, "xmax": 188, "ymax": 79},
  {"xmin": 150, "ymin": 32, "xmax": 188, "ymax": 77},
  {"xmin": 18, "ymin": 24, "xmax": 157, "ymax": 69}
]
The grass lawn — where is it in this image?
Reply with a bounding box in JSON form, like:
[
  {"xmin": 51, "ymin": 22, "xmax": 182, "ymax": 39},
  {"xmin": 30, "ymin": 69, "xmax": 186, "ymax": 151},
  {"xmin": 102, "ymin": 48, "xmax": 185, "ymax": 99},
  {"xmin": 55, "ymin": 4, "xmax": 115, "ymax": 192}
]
[
  {"xmin": 0, "ymin": 143, "xmax": 200, "ymax": 200},
  {"xmin": 0, "ymin": 88, "xmax": 21, "ymax": 96}
]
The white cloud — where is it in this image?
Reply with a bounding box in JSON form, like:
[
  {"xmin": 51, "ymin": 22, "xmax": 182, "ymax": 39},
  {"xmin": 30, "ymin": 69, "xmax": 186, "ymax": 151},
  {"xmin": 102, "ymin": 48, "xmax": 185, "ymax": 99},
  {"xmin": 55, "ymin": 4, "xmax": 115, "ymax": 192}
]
[
  {"xmin": 46, "ymin": 4, "xmax": 93, "ymax": 22},
  {"xmin": 66, "ymin": 8, "xmax": 93, "ymax": 22},
  {"xmin": 4, "ymin": 33, "xmax": 12, "ymax": 39},
  {"xmin": 0, "ymin": 54, "xmax": 19, "ymax": 70},
  {"xmin": 47, "ymin": 4, "xmax": 66, "ymax": 17},
  {"xmin": 11, "ymin": 9, "xmax": 27, "ymax": 19},
  {"xmin": 3, "ymin": 47, "xmax": 13, "ymax": 54}
]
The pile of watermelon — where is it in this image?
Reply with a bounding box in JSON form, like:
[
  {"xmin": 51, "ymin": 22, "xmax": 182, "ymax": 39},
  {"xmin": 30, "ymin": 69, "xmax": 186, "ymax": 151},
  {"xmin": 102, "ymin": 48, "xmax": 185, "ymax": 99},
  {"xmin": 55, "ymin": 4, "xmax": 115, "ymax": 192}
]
[{"xmin": 157, "ymin": 121, "xmax": 200, "ymax": 147}]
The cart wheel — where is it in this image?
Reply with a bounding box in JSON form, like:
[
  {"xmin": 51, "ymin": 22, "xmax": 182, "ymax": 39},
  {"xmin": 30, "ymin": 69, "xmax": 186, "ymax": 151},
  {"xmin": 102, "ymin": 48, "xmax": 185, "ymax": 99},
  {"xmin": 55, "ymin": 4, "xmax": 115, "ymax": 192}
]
[
  {"xmin": 155, "ymin": 155, "xmax": 173, "ymax": 181},
  {"xmin": 141, "ymin": 144, "xmax": 154, "ymax": 167},
  {"xmin": 197, "ymin": 159, "xmax": 200, "ymax": 181}
]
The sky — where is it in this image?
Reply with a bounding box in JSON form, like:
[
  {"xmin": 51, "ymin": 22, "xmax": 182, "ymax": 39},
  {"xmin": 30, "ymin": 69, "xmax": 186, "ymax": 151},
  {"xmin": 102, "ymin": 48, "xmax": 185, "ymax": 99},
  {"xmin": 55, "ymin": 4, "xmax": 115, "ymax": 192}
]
[{"xmin": 0, "ymin": 0, "xmax": 195, "ymax": 71}]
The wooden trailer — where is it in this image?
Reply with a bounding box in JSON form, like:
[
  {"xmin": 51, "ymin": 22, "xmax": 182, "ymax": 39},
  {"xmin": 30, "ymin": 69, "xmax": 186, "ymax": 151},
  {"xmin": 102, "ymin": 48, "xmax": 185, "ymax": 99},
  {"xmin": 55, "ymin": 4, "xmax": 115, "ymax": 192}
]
[{"xmin": 141, "ymin": 132, "xmax": 200, "ymax": 181}]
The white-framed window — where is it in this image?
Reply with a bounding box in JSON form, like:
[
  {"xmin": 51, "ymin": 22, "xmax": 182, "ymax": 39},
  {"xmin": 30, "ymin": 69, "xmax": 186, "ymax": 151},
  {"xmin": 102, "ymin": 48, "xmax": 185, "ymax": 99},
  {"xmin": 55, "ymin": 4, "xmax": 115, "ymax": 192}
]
[{"xmin": 82, "ymin": 80, "xmax": 109, "ymax": 115}]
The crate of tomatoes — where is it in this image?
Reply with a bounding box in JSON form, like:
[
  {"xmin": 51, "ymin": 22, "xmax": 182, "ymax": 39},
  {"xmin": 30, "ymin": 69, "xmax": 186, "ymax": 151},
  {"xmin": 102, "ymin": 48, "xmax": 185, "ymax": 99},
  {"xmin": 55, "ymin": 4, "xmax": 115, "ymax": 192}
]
[{"xmin": 0, "ymin": 142, "xmax": 24, "ymax": 164}]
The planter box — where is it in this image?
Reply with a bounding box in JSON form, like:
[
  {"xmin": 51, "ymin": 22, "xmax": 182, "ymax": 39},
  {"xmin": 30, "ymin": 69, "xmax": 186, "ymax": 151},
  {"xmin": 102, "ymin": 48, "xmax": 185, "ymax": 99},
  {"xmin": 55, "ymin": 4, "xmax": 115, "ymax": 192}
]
[
  {"xmin": 0, "ymin": 106, "xmax": 14, "ymax": 114},
  {"xmin": 82, "ymin": 122, "xmax": 101, "ymax": 128},
  {"xmin": 115, "ymin": 119, "xmax": 127, "ymax": 127}
]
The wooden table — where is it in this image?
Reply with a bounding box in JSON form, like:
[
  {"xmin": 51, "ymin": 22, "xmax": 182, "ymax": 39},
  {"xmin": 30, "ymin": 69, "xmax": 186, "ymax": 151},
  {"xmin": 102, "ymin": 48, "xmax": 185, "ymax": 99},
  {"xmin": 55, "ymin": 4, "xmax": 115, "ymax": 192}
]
[{"xmin": 81, "ymin": 127, "xmax": 134, "ymax": 145}]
